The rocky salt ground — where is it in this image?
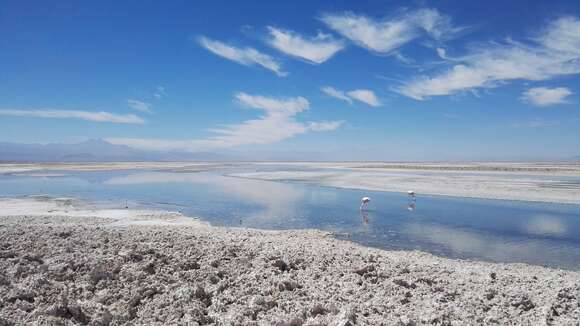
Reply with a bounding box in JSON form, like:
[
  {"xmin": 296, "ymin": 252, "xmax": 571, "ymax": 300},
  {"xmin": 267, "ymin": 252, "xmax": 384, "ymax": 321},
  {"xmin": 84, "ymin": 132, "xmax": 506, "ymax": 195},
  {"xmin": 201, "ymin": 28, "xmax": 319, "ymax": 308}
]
[{"xmin": 0, "ymin": 215, "xmax": 579, "ymax": 325}]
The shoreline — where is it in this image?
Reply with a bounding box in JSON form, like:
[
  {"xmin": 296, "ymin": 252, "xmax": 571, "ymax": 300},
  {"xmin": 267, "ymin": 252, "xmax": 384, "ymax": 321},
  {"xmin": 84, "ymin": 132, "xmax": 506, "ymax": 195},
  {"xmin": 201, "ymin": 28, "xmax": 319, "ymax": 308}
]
[
  {"xmin": 0, "ymin": 197, "xmax": 579, "ymax": 324},
  {"xmin": 230, "ymin": 169, "xmax": 580, "ymax": 205},
  {"xmin": 2, "ymin": 161, "xmax": 580, "ymax": 204},
  {"xmin": 230, "ymin": 173, "xmax": 580, "ymax": 207},
  {"xmin": 2, "ymin": 161, "xmax": 580, "ymax": 174}
]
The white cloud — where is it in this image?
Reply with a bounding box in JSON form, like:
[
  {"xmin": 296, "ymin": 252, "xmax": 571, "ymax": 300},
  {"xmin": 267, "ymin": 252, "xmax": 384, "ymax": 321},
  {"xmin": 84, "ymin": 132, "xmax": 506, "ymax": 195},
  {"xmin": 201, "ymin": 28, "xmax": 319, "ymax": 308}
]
[
  {"xmin": 0, "ymin": 109, "xmax": 145, "ymax": 124},
  {"xmin": 436, "ymin": 47, "xmax": 448, "ymax": 59},
  {"xmin": 153, "ymin": 86, "xmax": 167, "ymax": 99},
  {"xmin": 346, "ymin": 89, "xmax": 382, "ymax": 107},
  {"xmin": 521, "ymin": 87, "xmax": 572, "ymax": 106},
  {"xmin": 234, "ymin": 92, "xmax": 308, "ymax": 115},
  {"xmin": 107, "ymin": 93, "xmax": 342, "ymax": 152},
  {"xmin": 127, "ymin": 99, "xmax": 153, "ymax": 113},
  {"xmin": 308, "ymin": 120, "xmax": 345, "ymax": 131},
  {"xmin": 321, "ymin": 86, "xmax": 353, "ymax": 104},
  {"xmin": 397, "ymin": 17, "xmax": 580, "ymax": 100},
  {"xmin": 537, "ymin": 17, "xmax": 580, "ymax": 55},
  {"xmin": 198, "ymin": 36, "xmax": 287, "ymax": 76},
  {"xmin": 320, "ymin": 8, "xmax": 460, "ymax": 54},
  {"xmin": 266, "ymin": 27, "xmax": 345, "ymax": 64},
  {"xmin": 322, "ymin": 86, "xmax": 381, "ymax": 107}
]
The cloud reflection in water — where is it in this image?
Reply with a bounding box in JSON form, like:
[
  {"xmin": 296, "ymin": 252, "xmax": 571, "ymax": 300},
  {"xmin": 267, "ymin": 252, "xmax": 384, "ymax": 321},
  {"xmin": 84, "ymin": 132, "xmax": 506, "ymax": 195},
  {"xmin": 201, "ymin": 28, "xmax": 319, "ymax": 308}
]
[
  {"xmin": 523, "ymin": 215, "xmax": 567, "ymax": 236},
  {"xmin": 104, "ymin": 172, "xmax": 307, "ymax": 227},
  {"xmin": 403, "ymin": 222, "xmax": 577, "ymax": 268}
]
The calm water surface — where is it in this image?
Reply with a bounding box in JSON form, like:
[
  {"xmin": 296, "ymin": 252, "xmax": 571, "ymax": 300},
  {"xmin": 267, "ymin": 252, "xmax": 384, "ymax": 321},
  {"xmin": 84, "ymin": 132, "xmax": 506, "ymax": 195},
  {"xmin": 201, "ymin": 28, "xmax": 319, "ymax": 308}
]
[{"xmin": 1, "ymin": 167, "xmax": 580, "ymax": 270}]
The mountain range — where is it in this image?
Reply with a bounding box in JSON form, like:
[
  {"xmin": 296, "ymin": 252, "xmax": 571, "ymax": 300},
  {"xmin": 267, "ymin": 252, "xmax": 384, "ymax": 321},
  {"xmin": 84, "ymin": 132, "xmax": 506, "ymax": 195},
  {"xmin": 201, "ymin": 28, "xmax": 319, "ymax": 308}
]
[
  {"xmin": 1, "ymin": 139, "xmax": 579, "ymax": 162},
  {"xmin": 0, "ymin": 139, "xmax": 229, "ymax": 162}
]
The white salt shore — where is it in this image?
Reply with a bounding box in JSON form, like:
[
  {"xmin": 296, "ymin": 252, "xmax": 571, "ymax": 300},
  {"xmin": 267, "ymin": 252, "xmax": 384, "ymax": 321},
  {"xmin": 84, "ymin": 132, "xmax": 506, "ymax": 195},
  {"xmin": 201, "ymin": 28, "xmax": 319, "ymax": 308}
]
[
  {"xmin": 0, "ymin": 162, "xmax": 216, "ymax": 175},
  {"xmin": 0, "ymin": 197, "xmax": 579, "ymax": 325},
  {"xmin": 230, "ymin": 163, "xmax": 580, "ymax": 204},
  {"xmin": 2, "ymin": 162, "xmax": 579, "ymax": 203}
]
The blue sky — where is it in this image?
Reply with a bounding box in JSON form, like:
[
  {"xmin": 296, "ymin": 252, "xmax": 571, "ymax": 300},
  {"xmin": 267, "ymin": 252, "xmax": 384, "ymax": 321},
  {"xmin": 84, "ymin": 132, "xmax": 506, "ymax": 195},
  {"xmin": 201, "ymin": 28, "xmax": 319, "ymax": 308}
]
[{"xmin": 1, "ymin": 0, "xmax": 580, "ymax": 160}]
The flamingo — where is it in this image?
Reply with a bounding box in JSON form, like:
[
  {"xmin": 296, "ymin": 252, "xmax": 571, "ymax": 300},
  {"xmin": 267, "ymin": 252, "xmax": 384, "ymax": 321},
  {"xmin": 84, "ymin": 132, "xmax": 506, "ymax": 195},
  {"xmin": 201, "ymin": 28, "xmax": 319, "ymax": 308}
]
[
  {"xmin": 407, "ymin": 191, "xmax": 416, "ymax": 212},
  {"xmin": 360, "ymin": 196, "xmax": 371, "ymax": 210}
]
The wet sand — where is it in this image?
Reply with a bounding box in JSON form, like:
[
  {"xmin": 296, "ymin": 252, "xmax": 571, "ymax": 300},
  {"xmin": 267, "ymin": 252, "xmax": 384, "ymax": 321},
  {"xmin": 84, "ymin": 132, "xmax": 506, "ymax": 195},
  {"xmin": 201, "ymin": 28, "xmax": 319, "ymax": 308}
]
[{"xmin": 0, "ymin": 197, "xmax": 579, "ymax": 325}]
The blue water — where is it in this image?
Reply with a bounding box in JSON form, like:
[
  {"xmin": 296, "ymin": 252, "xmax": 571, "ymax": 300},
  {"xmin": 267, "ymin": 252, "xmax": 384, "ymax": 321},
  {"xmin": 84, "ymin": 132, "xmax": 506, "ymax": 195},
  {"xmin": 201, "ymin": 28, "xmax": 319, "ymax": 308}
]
[{"xmin": 2, "ymin": 168, "xmax": 580, "ymax": 270}]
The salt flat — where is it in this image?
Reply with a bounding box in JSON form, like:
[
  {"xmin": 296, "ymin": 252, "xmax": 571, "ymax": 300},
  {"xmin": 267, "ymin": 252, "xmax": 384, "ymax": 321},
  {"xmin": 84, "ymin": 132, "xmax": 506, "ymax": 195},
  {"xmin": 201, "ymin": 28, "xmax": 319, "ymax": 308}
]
[
  {"xmin": 0, "ymin": 162, "xmax": 216, "ymax": 174},
  {"xmin": 3, "ymin": 161, "xmax": 579, "ymax": 203},
  {"xmin": 0, "ymin": 197, "xmax": 578, "ymax": 325},
  {"xmin": 231, "ymin": 162, "xmax": 580, "ymax": 204}
]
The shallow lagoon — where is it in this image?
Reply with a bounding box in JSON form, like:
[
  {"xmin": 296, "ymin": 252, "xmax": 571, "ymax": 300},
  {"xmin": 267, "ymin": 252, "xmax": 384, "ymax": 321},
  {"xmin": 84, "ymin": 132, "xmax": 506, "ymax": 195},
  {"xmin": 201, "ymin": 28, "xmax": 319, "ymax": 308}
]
[{"xmin": 1, "ymin": 166, "xmax": 580, "ymax": 270}]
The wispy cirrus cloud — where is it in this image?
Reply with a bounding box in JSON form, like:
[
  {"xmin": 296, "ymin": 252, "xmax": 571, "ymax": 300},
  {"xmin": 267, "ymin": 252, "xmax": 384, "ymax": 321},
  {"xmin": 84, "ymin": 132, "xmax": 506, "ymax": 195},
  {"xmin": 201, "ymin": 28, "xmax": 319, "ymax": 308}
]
[
  {"xmin": 396, "ymin": 17, "xmax": 580, "ymax": 100},
  {"xmin": 266, "ymin": 27, "xmax": 345, "ymax": 64},
  {"xmin": 107, "ymin": 93, "xmax": 342, "ymax": 152},
  {"xmin": 0, "ymin": 109, "xmax": 145, "ymax": 124},
  {"xmin": 307, "ymin": 120, "xmax": 345, "ymax": 131},
  {"xmin": 321, "ymin": 86, "xmax": 353, "ymax": 104},
  {"xmin": 198, "ymin": 36, "xmax": 287, "ymax": 76},
  {"xmin": 346, "ymin": 89, "xmax": 382, "ymax": 107},
  {"xmin": 322, "ymin": 86, "xmax": 381, "ymax": 107},
  {"xmin": 127, "ymin": 99, "xmax": 153, "ymax": 113},
  {"xmin": 521, "ymin": 87, "xmax": 572, "ymax": 106},
  {"xmin": 153, "ymin": 86, "xmax": 167, "ymax": 99},
  {"xmin": 511, "ymin": 118, "xmax": 561, "ymax": 128},
  {"xmin": 320, "ymin": 8, "xmax": 461, "ymax": 55}
]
